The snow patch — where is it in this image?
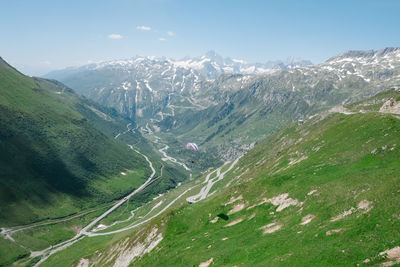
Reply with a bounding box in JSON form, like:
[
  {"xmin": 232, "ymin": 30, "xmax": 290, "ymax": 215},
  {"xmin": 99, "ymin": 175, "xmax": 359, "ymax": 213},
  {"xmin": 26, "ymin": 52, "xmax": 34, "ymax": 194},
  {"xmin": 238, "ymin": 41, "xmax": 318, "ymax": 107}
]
[{"xmin": 121, "ymin": 81, "xmax": 131, "ymax": 91}]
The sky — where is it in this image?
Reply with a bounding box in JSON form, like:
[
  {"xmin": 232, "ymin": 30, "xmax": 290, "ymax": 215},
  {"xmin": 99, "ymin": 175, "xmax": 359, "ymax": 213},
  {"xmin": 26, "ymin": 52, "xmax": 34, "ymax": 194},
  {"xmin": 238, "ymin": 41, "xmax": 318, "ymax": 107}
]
[{"xmin": 1, "ymin": 0, "xmax": 400, "ymax": 76}]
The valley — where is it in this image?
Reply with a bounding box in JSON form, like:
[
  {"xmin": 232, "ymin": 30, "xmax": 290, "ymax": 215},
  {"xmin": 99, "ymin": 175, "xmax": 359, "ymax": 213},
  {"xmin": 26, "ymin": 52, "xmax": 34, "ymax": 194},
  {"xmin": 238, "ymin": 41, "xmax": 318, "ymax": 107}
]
[
  {"xmin": 1, "ymin": 48, "xmax": 400, "ymax": 267},
  {"xmin": 46, "ymin": 48, "xmax": 400, "ymax": 162},
  {"xmin": 30, "ymin": 88, "xmax": 400, "ymax": 267},
  {"xmin": 2, "ymin": 1, "xmax": 400, "ymax": 266}
]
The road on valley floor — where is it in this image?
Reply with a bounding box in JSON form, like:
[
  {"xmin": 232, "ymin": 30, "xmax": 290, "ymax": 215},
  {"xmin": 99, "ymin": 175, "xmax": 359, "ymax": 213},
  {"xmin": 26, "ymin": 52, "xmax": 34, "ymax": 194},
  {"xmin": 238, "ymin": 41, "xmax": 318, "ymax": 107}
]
[{"xmin": 32, "ymin": 143, "xmax": 156, "ymax": 266}]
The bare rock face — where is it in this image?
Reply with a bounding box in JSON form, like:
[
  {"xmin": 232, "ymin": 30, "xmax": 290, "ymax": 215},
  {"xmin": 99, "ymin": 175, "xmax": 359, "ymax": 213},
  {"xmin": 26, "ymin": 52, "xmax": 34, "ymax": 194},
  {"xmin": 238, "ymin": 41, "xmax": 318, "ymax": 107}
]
[
  {"xmin": 86, "ymin": 227, "xmax": 163, "ymax": 267},
  {"xmin": 380, "ymin": 98, "xmax": 400, "ymax": 114},
  {"xmin": 45, "ymin": 48, "xmax": 400, "ymax": 161}
]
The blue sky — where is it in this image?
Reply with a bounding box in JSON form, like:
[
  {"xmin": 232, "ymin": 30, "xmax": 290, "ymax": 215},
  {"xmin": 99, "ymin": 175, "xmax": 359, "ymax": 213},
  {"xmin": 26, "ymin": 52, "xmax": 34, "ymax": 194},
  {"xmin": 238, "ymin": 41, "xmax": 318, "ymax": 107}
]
[{"xmin": 1, "ymin": 0, "xmax": 399, "ymax": 75}]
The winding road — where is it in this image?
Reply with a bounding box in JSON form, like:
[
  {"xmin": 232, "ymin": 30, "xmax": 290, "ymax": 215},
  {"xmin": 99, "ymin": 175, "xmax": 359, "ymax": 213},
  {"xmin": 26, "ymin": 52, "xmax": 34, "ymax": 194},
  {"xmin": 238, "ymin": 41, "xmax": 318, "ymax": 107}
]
[
  {"xmin": 114, "ymin": 122, "xmax": 133, "ymax": 139},
  {"xmin": 32, "ymin": 143, "xmax": 156, "ymax": 266},
  {"xmin": 31, "ymin": 154, "xmax": 240, "ymax": 265},
  {"xmin": 86, "ymin": 186, "xmax": 196, "ymax": 236},
  {"xmin": 1, "ymin": 207, "xmax": 105, "ymax": 242},
  {"xmin": 4, "ymin": 121, "xmax": 241, "ymax": 266},
  {"xmin": 79, "ymin": 147, "xmax": 156, "ymax": 236},
  {"xmin": 186, "ymin": 157, "xmax": 240, "ymax": 203},
  {"xmin": 159, "ymin": 145, "xmax": 191, "ymax": 171}
]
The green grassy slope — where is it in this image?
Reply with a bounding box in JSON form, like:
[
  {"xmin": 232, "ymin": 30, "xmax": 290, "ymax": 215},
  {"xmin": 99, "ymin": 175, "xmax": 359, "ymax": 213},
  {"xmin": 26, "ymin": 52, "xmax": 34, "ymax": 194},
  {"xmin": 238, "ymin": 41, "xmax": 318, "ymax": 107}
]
[
  {"xmin": 134, "ymin": 95, "xmax": 400, "ymax": 266},
  {"xmin": 33, "ymin": 91, "xmax": 400, "ymax": 267},
  {"xmin": 0, "ymin": 58, "xmax": 149, "ymax": 227}
]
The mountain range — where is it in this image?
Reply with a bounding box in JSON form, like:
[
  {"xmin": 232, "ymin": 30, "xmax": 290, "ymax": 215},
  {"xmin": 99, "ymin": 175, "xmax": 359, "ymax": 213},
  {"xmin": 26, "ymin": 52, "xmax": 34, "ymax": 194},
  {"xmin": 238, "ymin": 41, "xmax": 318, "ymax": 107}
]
[
  {"xmin": 44, "ymin": 51, "xmax": 312, "ymax": 120},
  {"xmin": 45, "ymin": 48, "xmax": 400, "ymax": 161},
  {"xmin": 38, "ymin": 89, "xmax": 400, "ymax": 267},
  {"xmin": 1, "ymin": 48, "xmax": 400, "ymax": 266}
]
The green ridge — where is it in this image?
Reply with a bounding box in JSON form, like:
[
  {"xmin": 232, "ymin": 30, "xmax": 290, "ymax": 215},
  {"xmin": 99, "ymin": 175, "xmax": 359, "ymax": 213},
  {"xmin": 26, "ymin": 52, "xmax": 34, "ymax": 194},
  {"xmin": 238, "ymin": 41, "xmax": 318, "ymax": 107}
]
[
  {"xmin": 0, "ymin": 58, "xmax": 149, "ymax": 227},
  {"xmin": 133, "ymin": 99, "xmax": 400, "ymax": 266}
]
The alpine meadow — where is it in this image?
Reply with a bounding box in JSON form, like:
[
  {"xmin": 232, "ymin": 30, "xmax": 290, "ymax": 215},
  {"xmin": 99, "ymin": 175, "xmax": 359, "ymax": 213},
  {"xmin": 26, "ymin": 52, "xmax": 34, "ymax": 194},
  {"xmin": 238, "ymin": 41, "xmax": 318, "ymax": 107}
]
[{"xmin": 1, "ymin": 1, "xmax": 400, "ymax": 266}]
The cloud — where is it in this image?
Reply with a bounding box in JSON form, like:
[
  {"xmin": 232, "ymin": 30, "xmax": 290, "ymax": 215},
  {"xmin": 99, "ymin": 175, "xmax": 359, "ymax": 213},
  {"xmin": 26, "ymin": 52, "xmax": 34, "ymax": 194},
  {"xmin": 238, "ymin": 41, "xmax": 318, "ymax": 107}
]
[
  {"xmin": 159, "ymin": 37, "xmax": 167, "ymax": 41},
  {"xmin": 167, "ymin": 31, "xmax": 175, "ymax": 36},
  {"xmin": 108, "ymin": 34, "xmax": 123, "ymax": 39},
  {"xmin": 137, "ymin": 25, "xmax": 151, "ymax": 31}
]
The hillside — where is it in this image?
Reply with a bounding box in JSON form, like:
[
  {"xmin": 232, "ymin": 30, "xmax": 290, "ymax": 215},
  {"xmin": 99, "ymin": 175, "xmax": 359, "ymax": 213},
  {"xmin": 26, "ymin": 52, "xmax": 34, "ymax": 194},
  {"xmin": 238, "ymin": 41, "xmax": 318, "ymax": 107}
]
[
  {"xmin": 37, "ymin": 90, "xmax": 400, "ymax": 266},
  {"xmin": 0, "ymin": 57, "xmax": 151, "ymax": 227},
  {"xmin": 134, "ymin": 91, "xmax": 400, "ymax": 266}
]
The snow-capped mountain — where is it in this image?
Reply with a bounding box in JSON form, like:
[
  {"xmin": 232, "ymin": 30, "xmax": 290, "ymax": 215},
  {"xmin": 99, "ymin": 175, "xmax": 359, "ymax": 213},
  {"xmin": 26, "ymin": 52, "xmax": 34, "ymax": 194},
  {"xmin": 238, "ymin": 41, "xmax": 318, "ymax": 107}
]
[
  {"xmin": 319, "ymin": 47, "xmax": 400, "ymax": 84},
  {"xmin": 44, "ymin": 51, "xmax": 312, "ymax": 120},
  {"xmin": 44, "ymin": 47, "xmax": 400, "ymax": 159},
  {"xmin": 62, "ymin": 50, "xmax": 312, "ymax": 77},
  {"xmin": 158, "ymin": 47, "xmax": 400, "ymax": 160}
]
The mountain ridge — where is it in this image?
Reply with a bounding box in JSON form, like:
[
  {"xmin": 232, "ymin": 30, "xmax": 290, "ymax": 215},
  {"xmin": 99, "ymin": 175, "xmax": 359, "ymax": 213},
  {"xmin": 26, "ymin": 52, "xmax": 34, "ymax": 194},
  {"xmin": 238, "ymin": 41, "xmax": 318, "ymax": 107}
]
[
  {"xmin": 42, "ymin": 47, "xmax": 400, "ymax": 162},
  {"xmin": 45, "ymin": 51, "xmax": 313, "ymax": 77},
  {"xmin": 327, "ymin": 47, "xmax": 400, "ymax": 62},
  {"xmin": 0, "ymin": 58, "xmax": 152, "ymax": 227}
]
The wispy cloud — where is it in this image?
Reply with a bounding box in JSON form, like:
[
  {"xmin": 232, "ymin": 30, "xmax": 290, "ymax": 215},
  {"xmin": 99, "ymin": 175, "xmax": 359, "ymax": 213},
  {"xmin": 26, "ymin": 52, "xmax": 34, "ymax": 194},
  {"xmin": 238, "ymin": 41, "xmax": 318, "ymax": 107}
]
[
  {"xmin": 159, "ymin": 37, "xmax": 167, "ymax": 41},
  {"xmin": 137, "ymin": 25, "xmax": 151, "ymax": 31},
  {"xmin": 167, "ymin": 31, "xmax": 175, "ymax": 36},
  {"xmin": 108, "ymin": 34, "xmax": 123, "ymax": 39}
]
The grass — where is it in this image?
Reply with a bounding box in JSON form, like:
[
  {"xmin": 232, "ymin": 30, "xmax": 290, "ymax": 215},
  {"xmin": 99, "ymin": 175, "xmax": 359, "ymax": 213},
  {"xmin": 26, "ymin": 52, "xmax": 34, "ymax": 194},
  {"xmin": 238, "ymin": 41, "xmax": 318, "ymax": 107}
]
[
  {"xmin": 94, "ymin": 177, "xmax": 199, "ymax": 233},
  {"xmin": 133, "ymin": 111, "xmax": 400, "ymax": 266},
  {"xmin": 39, "ymin": 235, "xmax": 116, "ymax": 267},
  {"xmin": 3, "ymin": 55, "xmax": 400, "ymax": 266},
  {"xmin": 13, "ymin": 226, "xmax": 75, "ymax": 252},
  {"xmin": 17, "ymin": 93, "xmax": 400, "ymax": 267},
  {"xmin": 0, "ymin": 58, "xmax": 151, "ymax": 227},
  {"xmin": 11, "ymin": 207, "xmax": 108, "ymax": 252},
  {"xmin": 0, "ymin": 236, "xmax": 29, "ymax": 266},
  {"xmin": 35, "ymin": 173, "xmax": 202, "ymax": 266}
]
